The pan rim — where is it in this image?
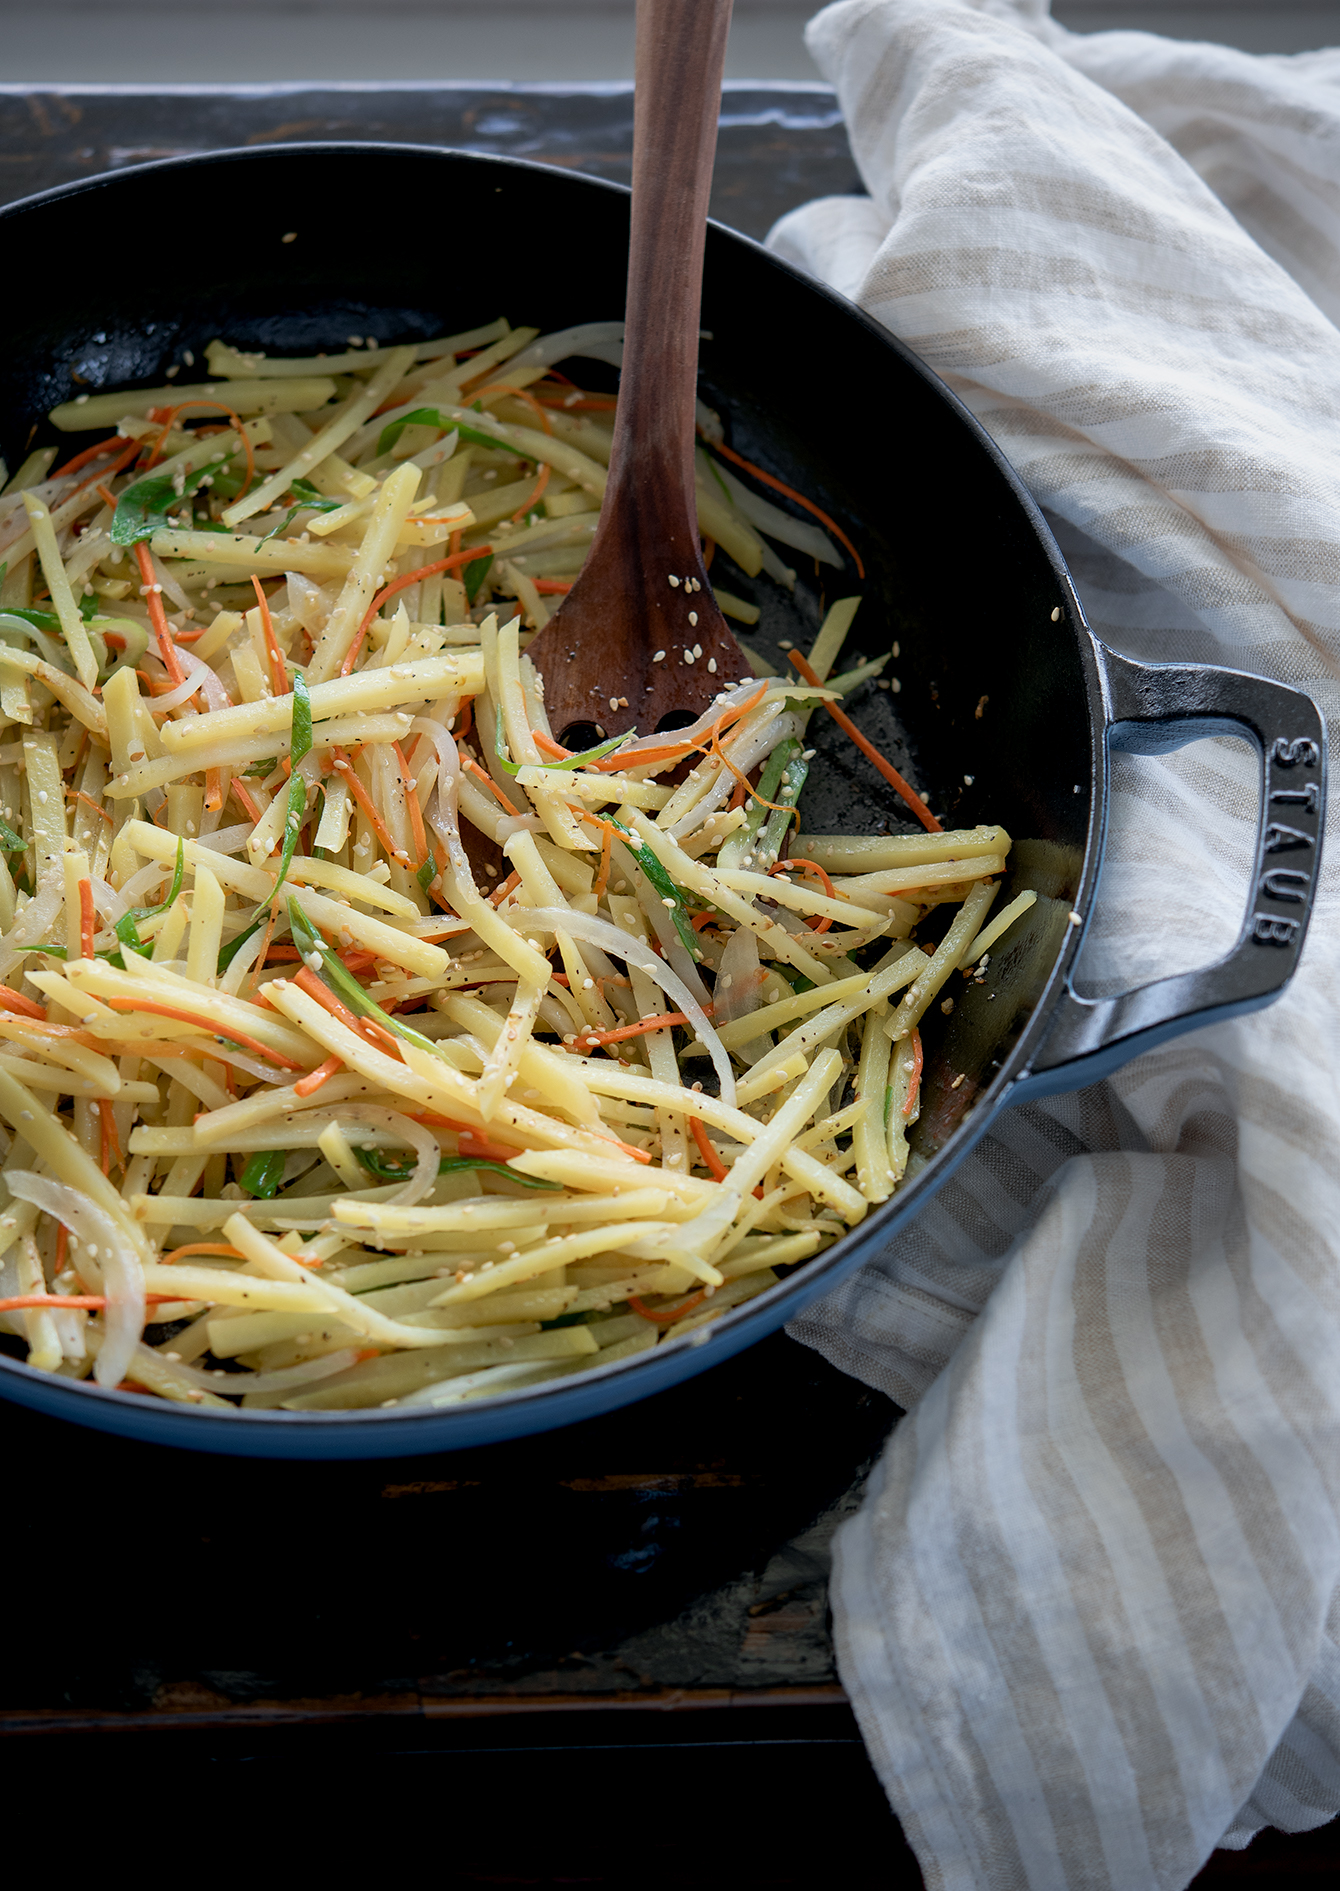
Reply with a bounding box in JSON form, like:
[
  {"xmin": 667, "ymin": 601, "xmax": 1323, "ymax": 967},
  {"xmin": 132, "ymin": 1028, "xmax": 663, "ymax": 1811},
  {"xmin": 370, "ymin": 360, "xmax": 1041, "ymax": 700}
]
[{"xmin": 0, "ymin": 140, "xmax": 1106, "ymax": 1450}]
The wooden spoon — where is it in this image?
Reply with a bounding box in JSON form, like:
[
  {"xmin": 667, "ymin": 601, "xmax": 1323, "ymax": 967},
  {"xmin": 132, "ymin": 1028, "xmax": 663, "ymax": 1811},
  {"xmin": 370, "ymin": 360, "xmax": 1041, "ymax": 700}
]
[{"xmin": 523, "ymin": 0, "xmax": 751, "ymax": 747}]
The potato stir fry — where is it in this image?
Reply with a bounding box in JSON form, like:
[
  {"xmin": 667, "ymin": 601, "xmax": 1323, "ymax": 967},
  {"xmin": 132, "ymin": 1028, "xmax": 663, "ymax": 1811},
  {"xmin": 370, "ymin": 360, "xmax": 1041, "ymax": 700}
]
[{"xmin": 0, "ymin": 317, "xmax": 1029, "ymax": 1412}]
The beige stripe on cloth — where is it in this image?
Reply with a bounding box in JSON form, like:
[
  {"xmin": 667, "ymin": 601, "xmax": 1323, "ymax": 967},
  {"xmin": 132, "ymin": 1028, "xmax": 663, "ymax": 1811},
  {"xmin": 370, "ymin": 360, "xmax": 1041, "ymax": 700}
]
[{"xmin": 768, "ymin": 4, "xmax": 1340, "ymax": 1887}]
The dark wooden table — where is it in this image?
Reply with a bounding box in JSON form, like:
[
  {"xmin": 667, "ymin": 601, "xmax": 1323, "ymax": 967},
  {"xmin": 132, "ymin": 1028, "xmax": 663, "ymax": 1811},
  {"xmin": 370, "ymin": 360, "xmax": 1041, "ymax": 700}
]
[{"xmin": 0, "ymin": 80, "xmax": 1331, "ymax": 1885}]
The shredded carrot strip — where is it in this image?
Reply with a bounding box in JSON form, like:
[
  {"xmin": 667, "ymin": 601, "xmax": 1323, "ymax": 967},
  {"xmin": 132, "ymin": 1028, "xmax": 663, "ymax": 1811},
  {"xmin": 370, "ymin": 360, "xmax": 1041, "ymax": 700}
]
[
  {"xmin": 392, "ymin": 740, "xmax": 429, "ymax": 869},
  {"xmin": 0, "ymin": 1294, "xmax": 179, "ymax": 1312},
  {"xmin": 130, "ymin": 538, "xmax": 187, "ymax": 689},
  {"xmin": 903, "ymin": 1028, "xmax": 924, "ymax": 1118},
  {"xmin": 689, "ymin": 1115, "xmax": 729, "ymax": 1181},
  {"xmin": 71, "ymin": 434, "xmax": 140, "ymax": 495},
  {"xmin": 536, "ymin": 395, "xmax": 618, "ymax": 412},
  {"xmin": 97, "ymin": 1097, "xmax": 122, "ymax": 1175},
  {"xmin": 229, "ymin": 777, "xmax": 263, "ymax": 823},
  {"xmin": 688, "ymin": 1115, "xmax": 765, "ymax": 1199},
  {"xmin": 102, "ymin": 997, "xmax": 304, "ymax": 1070},
  {"xmin": 160, "ymin": 1243, "xmax": 247, "ymax": 1266},
  {"xmin": 78, "ymin": 878, "xmax": 95, "ymax": 958},
  {"xmin": 488, "ymin": 869, "xmax": 522, "ymax": 908},
  {"xmin": 408, "ymin": 1113, "xmax": 518, "ymax": 1164},
  {"xmin": 711, "ymin": 720, "xmax": 797, "ymax": 823},
  {"xmin": 252, "ymin": 899, "xmax": 280, "ymax": 970},
  {"xmin": 252, "ymin": 576, "xmax": 288, "ymax": 696},
  {"xmin": 511, "ymin": 459, "xmax": 551, "ymax": 520},
  {"xmin": 593, "ymin": 818, "xmax": 614, "ymax": 900},
  {"xmin": 706, "ymin": 438, "xmax": 864, "ymax": 579},
  {"xmin": 293, "ymin": 1053, "xmax": 343, "ymax": 1098},
  {"xmin": 143, "ymin": 398, "xmax": 256, "ymax": 495},
  {"xmin": 0, "ymin": 983, "xmax": 46, "ymax": 1021},
  {"xmin": 338, "ymin": 544, "xmax": 494, "ymax": 677},
  {"xmin": 462, "ymin": 753, "xmax": 523, "ymax": 817},
  {"xmin": 569, "ymin": 1011, "xmax": 691, "ymax": 1050},
  {"xmin": 629, "ymin": 1289, "xmax": 708, "ymax": 1325},
  {"xmin": 469, "ymin": 383, "xmax": 553, "ymax": 433},
  {"xmin": 787, "ymin": 650, "xmax": 941, "ymax": 832},
  {"xmin": 457, "ymin": 1128, "xmax": 532, "ymax": 1164},
  {"xmin": 292, "ymin": 966, "xmax": 389, "ymax": 1054},
  {"xmin": 771, "ymin": 857, "xmax": 836, "ymax": 933},
  {"xmin": 52, "ymin": 435, "xmax": 122, "ymax": 480},
  {"xmin": 67, "ymin": 788, "xmax": 112, "ymax": 826},
  {"xmin": 330, "ymin": 747, "xmax": 409, "ymax": 862},
  {"xmin": 589, "ymin": 682, "xmax": 767, "ymax": 774}
]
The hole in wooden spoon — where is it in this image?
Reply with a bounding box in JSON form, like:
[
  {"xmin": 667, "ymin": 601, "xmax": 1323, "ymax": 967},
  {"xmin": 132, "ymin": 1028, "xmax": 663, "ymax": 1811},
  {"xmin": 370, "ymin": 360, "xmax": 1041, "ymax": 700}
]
[{"xmin": 557, "ymin": 721, "xmax": 605, "ymax": 752}]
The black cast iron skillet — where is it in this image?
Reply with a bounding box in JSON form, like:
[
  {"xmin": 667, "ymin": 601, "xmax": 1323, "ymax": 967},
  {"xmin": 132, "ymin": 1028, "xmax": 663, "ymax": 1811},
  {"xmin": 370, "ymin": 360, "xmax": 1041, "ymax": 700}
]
[{"xmin": 0, "ymin": 145, "xmax": 1325, "ymax": 1457}]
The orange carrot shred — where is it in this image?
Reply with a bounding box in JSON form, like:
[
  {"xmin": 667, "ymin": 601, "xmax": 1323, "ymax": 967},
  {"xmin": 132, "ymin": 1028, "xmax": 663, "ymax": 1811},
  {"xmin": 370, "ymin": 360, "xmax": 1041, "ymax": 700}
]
[
  {"xmin": 462, "ymin": 753, "xmax": 524, "ymax": 816},
  {"xmin": 252, "ymin": 576, "xmax": 288, "ymax": 695},
  {"xmin": 629, "ymin": 1290, "xmax": 708, "ymax": 1326},
  {"xmin": 52, "ymin": 435, "xmax": 122, "ymax": 479},
  {"xmin": 689, "ymin": 1114, "xmax": 729, "ymax": 1181},
  {"xmin": 392, "ymin": 740, "xmax": 429, "ymax": 869},
  {"xmin": 0, "ymin": 983, "xmax": 46, "ymax": 1021},
  {"xmin": 903, "ymin": 1028, "xmax": 924, "ymax": 1118},
  {"xmin": 330, "ymin": 747, "xmax": 409, "ymax": 862},
  {"xmin": 467, "ymin": 382, "xmax": 553, "ymax": 433},
  {"xmin": 338, "ymin": 545, "xmax": 494, "ymax": 678},
  {"xmin": 143, "ymin": 399, "xmax": 255, "ymax": 495},
  {"xmin": 568, "ymin": 1011, "xmax": 691, "ymax": 1051},
  {"xmin": 102, "ymin": 996, "xmax": 304, "ymax": 1070},
  {"xmin": 78, "ymin": 878, "xmax": 95, "ymax": 958},
  {"xmin": 229, "ymin": 777, "xmax": 264, "ymax": 823},
  {"xmin": 160, "ymin": 1243, "xmax": 248, "ymax": 1266},
  {"xmin": 97, "ymin": 1097, "xmax": 122, "ymax": 1175},
  {"xmin": 771, "ymin": 857, "xmax": 837, "ymax": 933},
  {"xmin": 293, "ymin": 1053, "xmax": 343, "ymax": 1098},
  {"xmin": 511, "ymin": 459, "xmax": 551, "ymax": 520},
  {"xmin": 787, "ymin": 649, "xmax": 941, "ymax": 832},
  {"xmin": 706, "ymin": 438, "xmax": 864, "ymax": 578},
  {"xmin": 67, "ymin": 788, "xmax": 113, "ymax": 826},
  {"xmin": 592, "ymin": 818, "xmax": 614, "ymax": 901},
  {"xmin": 0, "ymin": 1294, "xmax": 180, "ymax": 1313}
]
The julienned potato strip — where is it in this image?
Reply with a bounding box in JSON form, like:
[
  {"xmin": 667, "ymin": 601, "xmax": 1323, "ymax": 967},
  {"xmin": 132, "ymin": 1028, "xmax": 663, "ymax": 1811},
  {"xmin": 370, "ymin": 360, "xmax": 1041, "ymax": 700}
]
[{"xmin": 0, "ymin": 316, "xmax": 1022, "ymax": 1414}]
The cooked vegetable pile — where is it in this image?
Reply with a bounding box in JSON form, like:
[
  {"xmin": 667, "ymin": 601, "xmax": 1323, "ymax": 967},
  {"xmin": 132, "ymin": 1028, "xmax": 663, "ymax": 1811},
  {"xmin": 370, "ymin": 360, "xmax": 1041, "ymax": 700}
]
[{"xmin": 0, "ymin": 316, "xmax": 1031, "ymax": 1413}]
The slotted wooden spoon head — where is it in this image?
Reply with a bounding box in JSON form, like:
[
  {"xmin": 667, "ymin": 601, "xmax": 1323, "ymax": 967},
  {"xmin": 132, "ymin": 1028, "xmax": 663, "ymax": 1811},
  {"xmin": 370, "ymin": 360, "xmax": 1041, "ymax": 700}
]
[{"xmin": 523, "ymin": 0, "xmax": 751, "ymax": 747}]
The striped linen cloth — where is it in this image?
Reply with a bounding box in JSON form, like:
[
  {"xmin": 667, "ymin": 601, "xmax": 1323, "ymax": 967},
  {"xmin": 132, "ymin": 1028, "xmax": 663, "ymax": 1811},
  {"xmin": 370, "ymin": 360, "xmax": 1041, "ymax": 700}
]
[{"xmin": 766, "ymin": 4, "xmax": 1340, "ymax": 1886}]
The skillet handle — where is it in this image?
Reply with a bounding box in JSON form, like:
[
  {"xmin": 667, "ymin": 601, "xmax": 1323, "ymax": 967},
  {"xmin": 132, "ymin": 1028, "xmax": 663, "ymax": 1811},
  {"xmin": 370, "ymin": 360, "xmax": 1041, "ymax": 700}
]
[{"xmin": 1019, "ymin": 645, "xmax": 1326, "ymax": 1097}]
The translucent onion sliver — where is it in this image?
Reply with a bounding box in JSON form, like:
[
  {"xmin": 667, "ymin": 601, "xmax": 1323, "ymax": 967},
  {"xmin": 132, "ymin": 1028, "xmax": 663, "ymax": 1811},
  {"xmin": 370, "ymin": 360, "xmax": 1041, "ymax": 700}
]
[
  {"xmin": 6, "ymin": 1170, "xmax": 146, "ymax": 1389},
  {"xmin": 515, "ymin": 907, "xmax": 736, "ymax": 1107}
]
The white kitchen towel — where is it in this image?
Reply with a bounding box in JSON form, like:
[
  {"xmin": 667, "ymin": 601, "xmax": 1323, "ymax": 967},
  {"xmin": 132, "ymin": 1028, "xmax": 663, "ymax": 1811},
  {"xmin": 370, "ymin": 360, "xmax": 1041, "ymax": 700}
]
[{"xmin": 767, "ymin": 5, "xmax": 1340, "ymax": 1887}]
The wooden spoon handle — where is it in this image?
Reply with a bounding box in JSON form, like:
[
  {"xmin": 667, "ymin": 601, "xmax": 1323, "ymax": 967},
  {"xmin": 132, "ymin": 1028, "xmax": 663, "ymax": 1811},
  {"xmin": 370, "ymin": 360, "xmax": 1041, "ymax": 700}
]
[{"xmin": 607, "ymin": 0, "xmax": 734, "ymax": 533}]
